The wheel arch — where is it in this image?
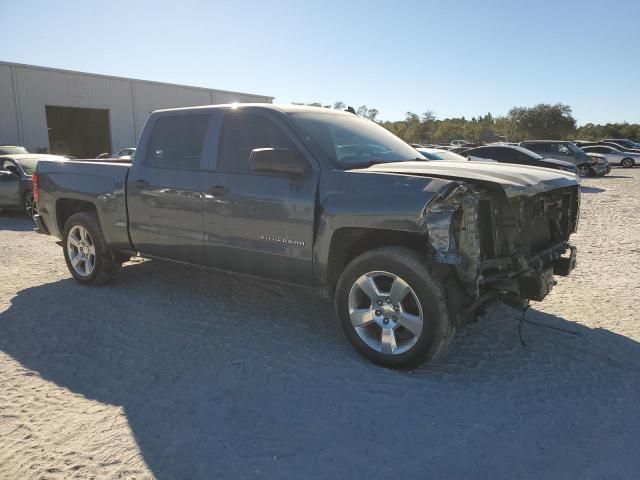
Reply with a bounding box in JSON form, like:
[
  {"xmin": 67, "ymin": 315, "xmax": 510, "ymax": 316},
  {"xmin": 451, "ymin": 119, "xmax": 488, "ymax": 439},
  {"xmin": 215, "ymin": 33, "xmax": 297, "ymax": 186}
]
[
  {"xmin": 326, "ymin": 227, "xmax": 430, "ymax": 293},
  {"xmin": 56, "ymin": 198, "xmax": 98, "ymax": 234}
]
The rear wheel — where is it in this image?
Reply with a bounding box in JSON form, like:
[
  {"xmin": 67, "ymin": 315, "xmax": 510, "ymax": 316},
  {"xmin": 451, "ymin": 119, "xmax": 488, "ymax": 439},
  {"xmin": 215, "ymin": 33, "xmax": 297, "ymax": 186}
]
[
  {"xmin": 621, "ymin": 157, "xmax": 634, "ymax": 168},
  {"xmin": 335, "ymin": 246, "xmax": 454, "ymax": 369},
  {"xmin": 63, "ymin": 212, "xmax": 120, "ymax": 284},
  {"xmin": 24, "ymin": 191, "xmax": 36, "ymax": 219}
]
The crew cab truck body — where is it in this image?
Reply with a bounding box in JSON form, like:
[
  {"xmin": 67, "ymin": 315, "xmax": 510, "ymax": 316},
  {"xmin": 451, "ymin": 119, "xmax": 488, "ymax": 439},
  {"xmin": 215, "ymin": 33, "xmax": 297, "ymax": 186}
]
[{"xmin": 34, "ymin": 104, "xmax": 579, "ymax": 368}]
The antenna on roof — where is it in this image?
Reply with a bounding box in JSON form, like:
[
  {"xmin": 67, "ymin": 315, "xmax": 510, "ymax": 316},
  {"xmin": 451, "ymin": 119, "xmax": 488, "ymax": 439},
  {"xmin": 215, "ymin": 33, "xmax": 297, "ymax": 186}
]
[{"xmin": 346, "ymin": 106, "xmax": 356, "ymax": 115}]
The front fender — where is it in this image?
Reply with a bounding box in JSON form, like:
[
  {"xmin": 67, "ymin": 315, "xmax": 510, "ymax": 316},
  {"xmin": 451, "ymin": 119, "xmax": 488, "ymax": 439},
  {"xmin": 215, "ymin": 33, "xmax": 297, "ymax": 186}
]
[{"xmin": 312, "ymin": 169, "xmax": 471, "ymax": 287}]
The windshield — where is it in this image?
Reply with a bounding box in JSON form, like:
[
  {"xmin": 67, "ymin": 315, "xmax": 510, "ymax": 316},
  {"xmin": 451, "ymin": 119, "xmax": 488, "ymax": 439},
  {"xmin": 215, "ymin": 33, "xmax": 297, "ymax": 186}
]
[
  {"xmin": 15, "ymin": 158, "xmax": 39, "ymax": 175},
  {"xmin": 566, "ymin": 143, "xmax": 584, "ymax": 155},
  {"xmin": 0, "ymin": 146, "xmax": 28, "ymax": 155},
  {"xmin": 291, "ymin": 112, "xmax": 423, "ymax": 167}
]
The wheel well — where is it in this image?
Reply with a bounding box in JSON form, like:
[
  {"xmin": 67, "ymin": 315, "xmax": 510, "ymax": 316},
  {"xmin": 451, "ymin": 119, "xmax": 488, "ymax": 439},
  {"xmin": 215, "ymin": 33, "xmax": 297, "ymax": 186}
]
[
  {"xmin": 623, "ymin": 157, "xmax": 634, "ymax": 164},
  {"xmin": 56, "ymin": 199, "xmax": 97, "ymax": 233},
  {"xmin": 327, "ymin": 228, "xmax": 429, "ymax": 290}
]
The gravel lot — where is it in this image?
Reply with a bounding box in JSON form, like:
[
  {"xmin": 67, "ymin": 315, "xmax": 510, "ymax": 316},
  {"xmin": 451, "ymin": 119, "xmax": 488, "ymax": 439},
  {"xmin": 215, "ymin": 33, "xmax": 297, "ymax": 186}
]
[{"xmin": 1, "ymin": 170, "xmax": 640, "ymax": 479}]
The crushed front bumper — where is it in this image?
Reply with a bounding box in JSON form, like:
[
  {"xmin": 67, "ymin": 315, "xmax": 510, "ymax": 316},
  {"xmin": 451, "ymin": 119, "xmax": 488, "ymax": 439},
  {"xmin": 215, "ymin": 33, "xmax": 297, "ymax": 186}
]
[
  {"xmin": 481, "ymin": 243, "xmax": 577, "ymax": 302},
  {"xmin": 591, "ymin": 163, "xmax": 609, "ymax": 176}
]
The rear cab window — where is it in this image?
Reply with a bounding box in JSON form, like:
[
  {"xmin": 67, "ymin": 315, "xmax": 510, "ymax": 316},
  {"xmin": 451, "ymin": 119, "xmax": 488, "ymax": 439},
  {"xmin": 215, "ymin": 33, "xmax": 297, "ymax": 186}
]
[{"xmin": 145, "ymin": 114, "xmax": 212, "ymax": 170}]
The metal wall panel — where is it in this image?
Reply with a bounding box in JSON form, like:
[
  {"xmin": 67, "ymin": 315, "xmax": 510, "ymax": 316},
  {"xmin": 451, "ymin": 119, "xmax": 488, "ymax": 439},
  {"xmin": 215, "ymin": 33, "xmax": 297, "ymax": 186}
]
[
  {"xmin": 132, "ymin": 82, "xmax": 212, "ymax": 141},
  {"xmin": 0, "ymin": 64, "xmax": 20, "ymax": 145},
  {"xmin": 10, "ymin": 65, "xmax": 136, "ymax": 154},
  {"xmin": 0, "ymin": 62, "xmax": 273, "ymax": 156}
]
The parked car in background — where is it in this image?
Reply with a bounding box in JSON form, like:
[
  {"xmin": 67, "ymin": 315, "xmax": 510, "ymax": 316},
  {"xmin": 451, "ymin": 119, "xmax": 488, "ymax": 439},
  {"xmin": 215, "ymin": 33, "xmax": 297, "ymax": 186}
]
[
  {"xmin": 451, "ymin": 146, "xmax": 472, "ymax": 154},
  {"xmin": 451, "ymin": 139, "xmax": 471, "ymax": 147},
  {"xmin": 463, "ymin": 145, "xmax": 579, "ymax": 174},
  {"xmin": 583, "ymin": 153, "xmax": 611, "ymax": 175},
  {"xmin": 117, "ymin": 147, "xmax": 136, "ymax": 158},
  {"xmin": 600, "ymin": 141, "xmax": 640, "ymax": 154},
  {"xmin": 34, "ymin": 103, "xmax": 579, "ymax": 369},
  {"xmin": 0, "ymin": 154, "xmax": 67, "ymax": 218},
  {"xmin": 603, "ymin": 139, "xmax": 640, "ymax": 150},
  {"xmin": 582, "ymin": 145, "xmax": 639, "ymax": 168},
  {"xmin": 0, "ymin": 146, "xmax": 29, "ymax": 155},
  {"xmin": 518, "ymin": 140, "xmax": 601, "ymax": 176},
  {"xmin": 573, "ymin": 140, "xmax": 599, "ymax": 148},
  {"xmin": 415, "ymin": 147, "xmax": 467, "ymax": 161}
]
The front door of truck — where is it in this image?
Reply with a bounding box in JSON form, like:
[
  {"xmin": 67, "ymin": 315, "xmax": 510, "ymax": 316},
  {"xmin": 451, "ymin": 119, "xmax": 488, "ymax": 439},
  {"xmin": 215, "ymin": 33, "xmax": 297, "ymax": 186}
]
[
  {"xmin": 201, "ymin": 109, "xmax": 318, "ymax": 285},
  {"xmin": 127, "ymin": 112, "xmax": 218, "ymax": 264}
]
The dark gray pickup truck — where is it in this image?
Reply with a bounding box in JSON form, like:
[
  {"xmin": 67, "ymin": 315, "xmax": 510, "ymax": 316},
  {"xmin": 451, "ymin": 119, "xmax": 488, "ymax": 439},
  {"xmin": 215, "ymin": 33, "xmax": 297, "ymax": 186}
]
[{"xmin": 34, "ymin": 104, "xmax": 579, "ymax": 368}]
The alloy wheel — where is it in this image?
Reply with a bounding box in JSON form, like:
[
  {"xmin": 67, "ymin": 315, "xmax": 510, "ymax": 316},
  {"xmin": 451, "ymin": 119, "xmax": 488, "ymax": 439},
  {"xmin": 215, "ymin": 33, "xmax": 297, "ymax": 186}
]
[
  {"xmin": 67, "ymin": 225, "xmax": 96, "ymax": 277},
  {"xmin": 25, "ymin": 192, "xmax": 37, "ymax": 219},
  {"xmin": 348, "ymin": 271, "xmax": 424, "ymax": 355}
]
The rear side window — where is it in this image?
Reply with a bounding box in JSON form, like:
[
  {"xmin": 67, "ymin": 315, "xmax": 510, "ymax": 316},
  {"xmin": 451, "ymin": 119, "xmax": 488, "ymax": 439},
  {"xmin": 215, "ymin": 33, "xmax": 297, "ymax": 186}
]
[
  {"xmin": 218, "ymin": 112, "xmax": 297, "ymax": 173},
  {"xmin": 145, "ymin": 114, "xmax": 211, "ymax": 170},
  {"xmin": 523, "ymin": 143, "xmax": 548, "ymax": 153}
]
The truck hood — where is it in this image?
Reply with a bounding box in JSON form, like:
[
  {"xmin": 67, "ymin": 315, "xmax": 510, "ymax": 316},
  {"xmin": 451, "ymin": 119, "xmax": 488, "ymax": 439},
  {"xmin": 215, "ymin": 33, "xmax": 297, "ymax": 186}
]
[{"xmin": 354, "ymin": 160, "xmax": 579, "ymax": 198}]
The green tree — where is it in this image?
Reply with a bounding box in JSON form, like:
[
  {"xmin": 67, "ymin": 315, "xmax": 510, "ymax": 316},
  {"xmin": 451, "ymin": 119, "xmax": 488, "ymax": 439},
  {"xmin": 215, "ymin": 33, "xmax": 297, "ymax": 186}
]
[{"xmin": 508, "ymin": 103, "xmax": 576, "ymax": 140}]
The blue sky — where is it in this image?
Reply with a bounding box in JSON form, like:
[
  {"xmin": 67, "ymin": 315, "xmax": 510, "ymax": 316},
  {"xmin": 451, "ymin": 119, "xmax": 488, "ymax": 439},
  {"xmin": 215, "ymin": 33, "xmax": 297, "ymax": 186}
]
[{"xmin": 2, "ymin": 0, "xmax": 639, "ymax": 124}]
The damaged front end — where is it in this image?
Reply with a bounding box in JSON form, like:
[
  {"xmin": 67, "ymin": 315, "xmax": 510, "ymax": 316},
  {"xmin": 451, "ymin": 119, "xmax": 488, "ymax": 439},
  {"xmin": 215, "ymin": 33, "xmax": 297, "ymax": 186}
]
[{"xmin": 422, "ymin": 180, "xmax": 579, "ymax": 316}]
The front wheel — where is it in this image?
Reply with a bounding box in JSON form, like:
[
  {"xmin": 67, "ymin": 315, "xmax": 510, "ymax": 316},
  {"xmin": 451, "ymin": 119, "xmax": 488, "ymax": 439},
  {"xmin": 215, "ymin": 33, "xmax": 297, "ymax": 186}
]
[
  {"xmin": 621, "ymin": 158, "xmax": 634, "ymax": 168},
  {"xmin": 577, "ymin": 165, "xmax": 592, "ymax": 177},
  {"xmin": 335, "ymin": 247, "xmax": 454, "ymax": 369},
  {"xmin": 63, "ymin": 212, "xmax": 120, "ymax": 284}
]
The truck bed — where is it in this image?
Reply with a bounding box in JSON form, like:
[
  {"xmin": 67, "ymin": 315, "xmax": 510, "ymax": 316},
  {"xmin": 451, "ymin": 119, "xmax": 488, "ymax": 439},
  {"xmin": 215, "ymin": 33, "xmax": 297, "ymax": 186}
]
[{"xmin": 35, "ymin": 158, "xmax": 132, "ymax": 250}]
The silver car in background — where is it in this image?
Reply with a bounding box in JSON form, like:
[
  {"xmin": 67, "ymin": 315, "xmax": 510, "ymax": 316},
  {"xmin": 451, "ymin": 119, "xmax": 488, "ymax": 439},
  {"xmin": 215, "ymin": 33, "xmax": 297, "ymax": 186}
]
[{"xmin": 581, "ymin": 145, "xmax": 640, "ymax": 168}]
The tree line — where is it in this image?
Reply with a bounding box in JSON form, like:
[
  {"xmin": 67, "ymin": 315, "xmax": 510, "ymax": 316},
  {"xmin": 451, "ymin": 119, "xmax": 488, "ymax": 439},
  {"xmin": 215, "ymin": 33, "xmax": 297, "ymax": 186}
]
[{"xmin": 293, "ymin": 101, "xmax": 640, "ymax": 144}]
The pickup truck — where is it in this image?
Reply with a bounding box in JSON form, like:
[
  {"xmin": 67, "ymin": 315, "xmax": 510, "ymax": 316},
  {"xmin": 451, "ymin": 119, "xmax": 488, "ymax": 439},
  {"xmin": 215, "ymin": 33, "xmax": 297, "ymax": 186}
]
[{"xmin": 34, "ymin": 104, "xmax": 579, "ymax": 368}]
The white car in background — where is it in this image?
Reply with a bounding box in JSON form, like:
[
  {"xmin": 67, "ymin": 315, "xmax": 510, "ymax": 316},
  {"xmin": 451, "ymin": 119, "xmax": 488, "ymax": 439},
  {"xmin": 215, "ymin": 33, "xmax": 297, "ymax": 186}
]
[
  {"xmin": 450, "ymin": 139, "xmax": 471, "ymax": 147},
  {"xmin": 581, "ymin": 145, "xmax": 639, "ymax": 168}
]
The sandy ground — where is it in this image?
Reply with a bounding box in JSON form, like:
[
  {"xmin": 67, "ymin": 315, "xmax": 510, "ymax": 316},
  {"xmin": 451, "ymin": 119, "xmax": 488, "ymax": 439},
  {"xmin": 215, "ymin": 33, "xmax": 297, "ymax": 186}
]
[{"xmin": 1, "ymin": 169, "xmax": 639, "ymax": 480}]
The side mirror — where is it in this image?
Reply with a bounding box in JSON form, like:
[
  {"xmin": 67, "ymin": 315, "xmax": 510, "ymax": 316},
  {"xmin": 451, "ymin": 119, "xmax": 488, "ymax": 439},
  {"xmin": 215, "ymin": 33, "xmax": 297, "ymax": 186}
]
[{"xmin": 249, "ymin": 147, "xmax": 307, "ymax": 176}]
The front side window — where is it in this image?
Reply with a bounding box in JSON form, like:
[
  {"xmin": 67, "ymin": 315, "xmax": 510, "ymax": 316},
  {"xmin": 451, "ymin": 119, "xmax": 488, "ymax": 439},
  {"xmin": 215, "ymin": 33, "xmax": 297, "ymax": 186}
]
[
  {"xmin": 551, "ymin": 143, "xmax": 572, "ymax": 155},
  {"xmin": 218, "ymin": 112, "xmax": 298, "ymax": 173},
  {"xmin": 291, "ymin": 112, "xmax": 421, "ymax": 168},
  {"xmin": 145, "ymin": 114, "xmax": 211, "ymax": 170}
]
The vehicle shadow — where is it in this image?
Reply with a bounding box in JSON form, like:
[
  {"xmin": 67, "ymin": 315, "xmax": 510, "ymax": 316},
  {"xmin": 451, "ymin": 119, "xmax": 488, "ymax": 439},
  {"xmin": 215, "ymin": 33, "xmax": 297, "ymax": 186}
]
[
  {"xmin": 580, "ymin": 186, "xmax": 606, "ymax": 193},
  {"xmin": 0, "ymin": 212, "xmax": 34, "ymax": 231},
  {"xmin": 1, "ymin": 260, "xmax": 639, "ymax": 479}
]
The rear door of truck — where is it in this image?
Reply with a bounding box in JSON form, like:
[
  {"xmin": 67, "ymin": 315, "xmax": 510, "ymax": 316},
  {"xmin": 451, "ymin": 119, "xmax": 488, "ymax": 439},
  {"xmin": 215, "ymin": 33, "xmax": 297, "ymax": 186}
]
[
  {"xmin": 200, "ymin": 108, "xmax": 319, "ymax": 285},
  {"xmin": 126, "ymin": 111, "xmax": 218, "ymax": 264}
]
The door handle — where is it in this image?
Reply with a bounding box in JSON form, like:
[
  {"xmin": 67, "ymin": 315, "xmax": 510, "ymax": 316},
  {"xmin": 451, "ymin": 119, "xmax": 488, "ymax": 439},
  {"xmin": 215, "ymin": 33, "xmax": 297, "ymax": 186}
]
[
  {"xmin": 206, "ymin": 185, "xmax": 229, "ymax": 196},
  {"xmin": 134, "ymin": 179, "xmax": 150, "ymax": 189}
]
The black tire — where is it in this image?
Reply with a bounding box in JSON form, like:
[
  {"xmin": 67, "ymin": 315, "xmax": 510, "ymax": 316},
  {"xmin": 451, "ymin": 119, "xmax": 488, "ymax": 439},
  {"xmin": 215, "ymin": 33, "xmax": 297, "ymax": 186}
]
[
  {"xmin": 621, "ymin": 158, "xmax": 634, "ymax": 168},
  {"xmin": 335, "ymin": 246, "xmax": 454, "ymax": 369},
  {"xmin": 62, "ymin": 212, "xmax": 120, "ymax": 284},
  {"xmin": 24, "ymin": 190, "xmax": 36, "ymax": 219},
  {"xmin": 577, "ymin": 165, "xmax": 592, "ymax": 177}
]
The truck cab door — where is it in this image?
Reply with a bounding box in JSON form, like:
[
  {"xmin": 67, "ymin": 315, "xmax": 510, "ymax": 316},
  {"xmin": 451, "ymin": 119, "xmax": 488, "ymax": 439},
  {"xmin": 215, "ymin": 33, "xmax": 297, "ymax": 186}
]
[
  {"xmin": 127, "ymin": 112, "xmax": 218, "ymax": 264},
  {"xmin": 201, "ymin": 109, "xmax": 319, "ymax": 285}
]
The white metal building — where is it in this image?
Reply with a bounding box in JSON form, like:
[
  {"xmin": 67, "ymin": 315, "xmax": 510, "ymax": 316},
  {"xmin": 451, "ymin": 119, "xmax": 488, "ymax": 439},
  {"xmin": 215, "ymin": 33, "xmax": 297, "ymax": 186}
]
[{"xmin": 0, "ymin": 61, "xmax": 273, "ymax": 157}]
